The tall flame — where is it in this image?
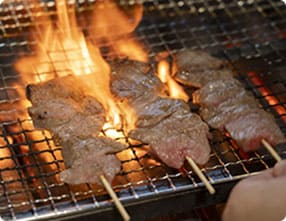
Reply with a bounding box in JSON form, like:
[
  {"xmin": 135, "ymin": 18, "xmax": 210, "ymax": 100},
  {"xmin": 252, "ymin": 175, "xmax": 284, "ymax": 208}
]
[
  {"xmin": 0, "ymin": 0, "xmax": 151, "ymax": 193},
  {"xmin": 90, "ymin": 0, "xmax": 148, "ymax": 62},
  {"xmin": 15, "ymin": 0, "xmax": 147, "ymax": 131}
]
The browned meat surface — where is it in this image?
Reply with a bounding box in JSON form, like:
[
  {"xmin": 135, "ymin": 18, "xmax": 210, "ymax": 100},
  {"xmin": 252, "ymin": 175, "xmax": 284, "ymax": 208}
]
[
  {"xmin": 175, "ymin": 50, "xmax": 225, "ymax": 70},
  {"xmin": 110, "ymin": 60, "xmax": 211, "ymax": 168},
  {"xmin": 111, "ymin": 59, "xmax": 171, "ymax": 128},
  {"xmin": 193, "ymin": 79, "xmax": 258, "ymax": 129},
  {"xmin": 175, "ymin": 50, "xmax": 285, "ymax": 151},
  {"xmin": 191, "ymin": 74, "xmax": 286, "ymax": 151},
  {"xmin": 27, "ymin": 75, "xmax": 126, "ymax": 185},
  {"xmin": 225, "ymin": 109, "xmax": 286, "ymax": 152},
  {"xmin": 27, "ymin": 75, "xmax": 106, "ymax": 143},
  {"xmin": 60, "ymin": 137, "xmax": 125, "ymax": 184},
  {"xmin": 134, "ymin": 97, "xmax": 189, "ymax": 128},
  {"xmin": 129, "ymin": 109, "xmax": 210, "ymax": 168},
  {"xmin": 193, "ymin": 79, "xmax": 245, "ymax": 107},
  {"xmin": 110, "ymin": 59, "xmax": 167, "ymax": 100},
  {"xmin": 174, "ymin": 50, "xmax": 232, "ymax": 88}
]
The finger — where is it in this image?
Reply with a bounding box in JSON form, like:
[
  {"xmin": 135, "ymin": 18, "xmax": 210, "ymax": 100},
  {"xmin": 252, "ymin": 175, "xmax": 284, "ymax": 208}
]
[{"xmin": 272, "ymin": 160, "xmax": 286, "ymax": 177}]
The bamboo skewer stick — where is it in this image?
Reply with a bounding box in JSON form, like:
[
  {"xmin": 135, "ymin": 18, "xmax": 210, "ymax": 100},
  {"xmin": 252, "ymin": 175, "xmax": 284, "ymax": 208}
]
[
  {"xmin": 100, "ymin": 175, "xmax": 131, "ymax": 221},
  {"xmin": 261, "ymin": 139, "xmax": 282, "ymax": 162},
  {"xmin": 186, "ymin": 156, "xmax": 215, "ymax": 195}
]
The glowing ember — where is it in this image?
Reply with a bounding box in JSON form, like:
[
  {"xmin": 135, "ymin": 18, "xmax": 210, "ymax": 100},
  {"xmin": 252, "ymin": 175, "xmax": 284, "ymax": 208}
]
[
  {"xmin": 0, "ymin": 135, "xmax": 31, "ymax": 209},
  {"xmin": 157, "ymin": 59, "xmax": 189, "ymax": 102},
  {"xmin": 248, "ymin": 72, "xmax": 286, "ymax": 123}
]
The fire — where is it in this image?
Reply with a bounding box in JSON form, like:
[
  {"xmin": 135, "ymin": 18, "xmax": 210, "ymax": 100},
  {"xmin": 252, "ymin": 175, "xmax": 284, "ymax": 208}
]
[
  {"xmin": 14, "ymin": 0, "xmax": 147, "ymax": 133},
  {"xmin": 248, "ymin": 72, "xmax": 286, "ymax": 123},
  {"xmin": 157, "ymin": 59, "xmax": 189, "ymax": 102},
  {"xmin": 3, "ymin": 0, "xmax": 150, "ymax": 190},
  {"xmin": 90, "ymin": 0, "xmax": 148, "ymax": 62},
  {"xmin": 0, "ymin": 135, "xmax": 31, "ymax": 210}
]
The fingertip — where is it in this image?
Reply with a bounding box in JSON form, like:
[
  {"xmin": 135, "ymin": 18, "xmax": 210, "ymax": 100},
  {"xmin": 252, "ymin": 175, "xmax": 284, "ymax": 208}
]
[{"xmin": 273, "ymin": 160, "xmax": 286, "ymax": 177}]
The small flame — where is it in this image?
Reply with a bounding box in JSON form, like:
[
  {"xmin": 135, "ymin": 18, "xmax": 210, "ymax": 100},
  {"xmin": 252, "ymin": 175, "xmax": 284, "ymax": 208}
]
[
  {"xmin": 157, "ymin": 59, "xmax": 189, "ymax": 102},
  {"xmin": 157, "ymin": 60, "xmax": 169, "ymax": 83}
]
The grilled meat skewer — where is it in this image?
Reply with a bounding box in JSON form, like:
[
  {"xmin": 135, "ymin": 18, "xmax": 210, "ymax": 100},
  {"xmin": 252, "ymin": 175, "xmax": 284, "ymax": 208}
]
[
  {"xmin": 26, "ymin": 75, "xmax": 125, "ymax": 184},
  {"xmin": 174, "ymin": 50, "xmax": 233, "ymax": 88},
  {"xmin": 193, "ymin": 78, "xmax": 286, "ymax": 151},
  {"xmin": 26, "ymin": 75, "xmax": 106, "ymax": 143},
  {"xmin": 110, "ymin": 60, "xmax": 211, "ymax": 168},
  {"xmin": 174, "ymin": 50, "xmax": 286, "ymax": 152}
]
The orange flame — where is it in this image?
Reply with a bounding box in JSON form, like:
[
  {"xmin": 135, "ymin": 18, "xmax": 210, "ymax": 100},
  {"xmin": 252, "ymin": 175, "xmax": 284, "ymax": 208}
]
[
  {"xmin": 90, "ymin": 0, "xmax": 148, "ymax": 62},
  {"xmin": 0, "ymin": 135, "xmax": 31, "ymax": 209},
  {"xmin": 157, "ymin": 59, "xmax": 189, "ymax": 102},
  {"xmin": 14, "ymin": 0, "xmax": 148, "ymax": 131},
  {"xmin": 0, "ymin": 0, "xmax": 151, "ymax": 193}
]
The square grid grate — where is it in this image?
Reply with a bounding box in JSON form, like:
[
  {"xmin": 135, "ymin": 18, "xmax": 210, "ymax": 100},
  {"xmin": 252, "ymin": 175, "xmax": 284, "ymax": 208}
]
[{"xmin": 0, "ymin": 0, "xmax": 285, "ymax": 220}]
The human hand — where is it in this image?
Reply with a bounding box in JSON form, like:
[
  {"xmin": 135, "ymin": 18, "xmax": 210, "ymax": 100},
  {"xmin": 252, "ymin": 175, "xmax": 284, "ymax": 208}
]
[{"xmin": 222, "ymin": 160, "xmax": 286, "ymax": 221}]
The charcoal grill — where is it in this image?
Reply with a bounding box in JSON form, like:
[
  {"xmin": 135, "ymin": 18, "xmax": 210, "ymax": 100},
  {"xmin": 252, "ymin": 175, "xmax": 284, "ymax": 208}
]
[{"xmin": 0, "ymin": 0, "xmax": 286, "ymax": 220}]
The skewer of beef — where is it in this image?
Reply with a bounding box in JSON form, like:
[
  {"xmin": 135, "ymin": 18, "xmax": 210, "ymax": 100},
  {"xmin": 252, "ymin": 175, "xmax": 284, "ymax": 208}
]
[
  {"xmin": 26, "ymin": 75, "xmax": 130, "ymax": 221},
  {"xmin": 110, "ymin": 59, "xmax": 215, "ymax": 194},
  {"xmin": 174, "ymin": 50, "xmax": 285, "ymax": 161}
]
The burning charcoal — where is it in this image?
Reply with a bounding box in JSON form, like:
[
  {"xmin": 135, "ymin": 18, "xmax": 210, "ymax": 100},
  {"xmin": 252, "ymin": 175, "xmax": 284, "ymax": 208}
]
[
  {"xmin": 0, "ymin": 136, "xmax": 31, "ymax": 212},
  {"xmin": 110, "ymin": 59, "xmax": 211, "ymax": 168},
  {"xmin": 175, "ymin": 50, "xmax": 286, "ymax": 152},
  {"xmin": 174, "ymin": 50, "xmax": 232, "ymax": 88}
]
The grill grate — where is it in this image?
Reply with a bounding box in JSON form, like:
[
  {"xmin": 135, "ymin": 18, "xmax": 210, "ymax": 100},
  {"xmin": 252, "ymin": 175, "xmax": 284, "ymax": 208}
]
[{"xmin": 0, "ymin": 0, "xmax": 286, "ymax": 220}]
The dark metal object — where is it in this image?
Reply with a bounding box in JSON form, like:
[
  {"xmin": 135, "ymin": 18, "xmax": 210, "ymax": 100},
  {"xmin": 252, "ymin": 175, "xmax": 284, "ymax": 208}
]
[{"xmin": 0, "ymin": 0, "xmax": 285, "ymax": 220}]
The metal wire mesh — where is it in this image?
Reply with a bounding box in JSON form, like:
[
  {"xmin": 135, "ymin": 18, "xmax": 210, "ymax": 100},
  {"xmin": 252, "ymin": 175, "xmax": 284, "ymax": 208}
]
[{"xmin": 0, "ymin": 0, "xmax": 285, "ymax": 220}]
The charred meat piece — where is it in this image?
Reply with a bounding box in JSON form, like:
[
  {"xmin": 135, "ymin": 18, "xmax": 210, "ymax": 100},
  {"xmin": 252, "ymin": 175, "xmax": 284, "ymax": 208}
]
[
  {"xmin": 111, "ymin": 59, "xmax": 166, "ymax": 99},
  {"xmin": 60, "ymin": 137, "xmax": 125, "ymax": 184},
  {"xmin": 27, "ymin": 75, "xmax": 106, "ymax": 143},
  {"xmin": 110, "ymin": 60, "xmax": 211, "ymax": 168},
  {"xmin": 27, "ymin": 75, "xmax": 126, "ymax": 185},
  {"xmin": 111, "ymin": 59, "xmax": 171, "ymax": 128},
  {"xmin": 174, "ymin": 50, "xmax": 232, "ymax": 88},
  {"xmin": 129, "ymin": 109, "xmax": 210, "ymax": 168},
  {"xmin": 133, "ymin": 96, "xmax": 189, "ymax": 128}
]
